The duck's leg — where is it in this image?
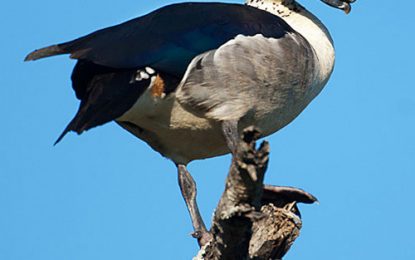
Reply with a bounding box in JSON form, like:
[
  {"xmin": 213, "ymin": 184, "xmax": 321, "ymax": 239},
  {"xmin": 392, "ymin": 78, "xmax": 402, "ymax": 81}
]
[
  {"xmin": 222, "ymin": 120, "xmax": 240, "ymax": 155},
  {"xmin": 177, "ymin": 164, "xmax": 212, "ymax": 246}
]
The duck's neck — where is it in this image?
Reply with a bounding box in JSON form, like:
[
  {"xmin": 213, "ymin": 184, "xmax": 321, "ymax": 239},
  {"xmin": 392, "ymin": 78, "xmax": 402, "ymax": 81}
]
[{"xmin": 246, "ymin": 0, "xmax": 335, "ymax": 86}]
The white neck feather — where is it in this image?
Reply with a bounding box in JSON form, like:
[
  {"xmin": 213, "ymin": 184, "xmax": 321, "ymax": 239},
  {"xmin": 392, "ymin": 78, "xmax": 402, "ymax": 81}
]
[{"xmin": 246, "ymin": 0, "xmax": 335, "ymax": 87}]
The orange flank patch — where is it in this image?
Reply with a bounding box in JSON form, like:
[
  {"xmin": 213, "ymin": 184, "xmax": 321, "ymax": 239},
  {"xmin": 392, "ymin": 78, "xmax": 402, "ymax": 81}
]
[{"xmin": 151, "ymin": 74, "xmax": 165, "ymax": 98}]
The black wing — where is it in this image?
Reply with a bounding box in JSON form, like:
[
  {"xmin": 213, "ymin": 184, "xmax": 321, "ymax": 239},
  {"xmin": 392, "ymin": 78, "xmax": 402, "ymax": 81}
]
[{"xmin": 26, "ymin": 3, "xmax": 293, "ymax": 76}]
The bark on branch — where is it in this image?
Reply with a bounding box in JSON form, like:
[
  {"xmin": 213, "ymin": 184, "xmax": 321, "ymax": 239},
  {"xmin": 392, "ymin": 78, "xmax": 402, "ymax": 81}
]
[{"xmin": 194, "ymin": 127, "xmax": 317, "ymax": 260}]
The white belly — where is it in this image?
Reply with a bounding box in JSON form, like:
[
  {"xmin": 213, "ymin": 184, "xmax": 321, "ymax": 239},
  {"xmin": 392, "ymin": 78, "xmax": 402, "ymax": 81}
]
[
  {"xmin": 117, "ymin": 87, "xmax": 226, "ymax": 164},
  {"xmin": 117, "ymin": 81, "xmax": 321, "ymax": 164}
]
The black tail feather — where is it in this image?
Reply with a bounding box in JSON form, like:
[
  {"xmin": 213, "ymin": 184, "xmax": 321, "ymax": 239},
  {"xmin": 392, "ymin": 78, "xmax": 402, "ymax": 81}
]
[
  {"xmin": 54, "ymin": 115, "xmax": 84, "ymax": 146},
  {"xmin": 54, "ymin": 126, "xmax": 71, "ymax": 146},
  {"xmin": 24, "ymin": 44, "xmax": 67, "ymax": 61}
]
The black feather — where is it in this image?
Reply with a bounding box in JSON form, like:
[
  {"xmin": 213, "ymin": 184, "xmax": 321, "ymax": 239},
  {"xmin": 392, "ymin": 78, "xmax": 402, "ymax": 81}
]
[
  {"xmin": 54, "ymin": 61, "xmax": 150, "ymax": 144},
  {"xmin": 24, "ymin": 45, "xmax": 66, "ymax": 61}
]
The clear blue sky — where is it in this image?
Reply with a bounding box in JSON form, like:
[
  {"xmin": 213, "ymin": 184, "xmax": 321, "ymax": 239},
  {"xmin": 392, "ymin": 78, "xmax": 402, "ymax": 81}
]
[{"xmin": 1, "ymin": 0, "xmax": 414, "ymax": 259}]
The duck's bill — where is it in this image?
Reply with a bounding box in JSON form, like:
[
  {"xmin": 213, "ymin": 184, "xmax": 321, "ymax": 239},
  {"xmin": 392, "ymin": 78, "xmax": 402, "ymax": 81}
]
[{"xmin": 320, "ymin": 0, "xmax": 356, "ymax": 14}]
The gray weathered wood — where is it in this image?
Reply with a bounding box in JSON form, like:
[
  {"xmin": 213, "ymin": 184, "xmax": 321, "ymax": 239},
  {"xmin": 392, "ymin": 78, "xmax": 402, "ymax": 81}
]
[{"xmin": 194, "ymin": 127, "xmax": 316, "ymax": 260}]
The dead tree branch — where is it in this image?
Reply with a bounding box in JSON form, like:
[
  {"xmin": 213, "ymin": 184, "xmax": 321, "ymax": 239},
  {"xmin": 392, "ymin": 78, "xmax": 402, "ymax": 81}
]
[{"xmin": 194, "ymin": 127, "xmax": 317, "ymax": 260}]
